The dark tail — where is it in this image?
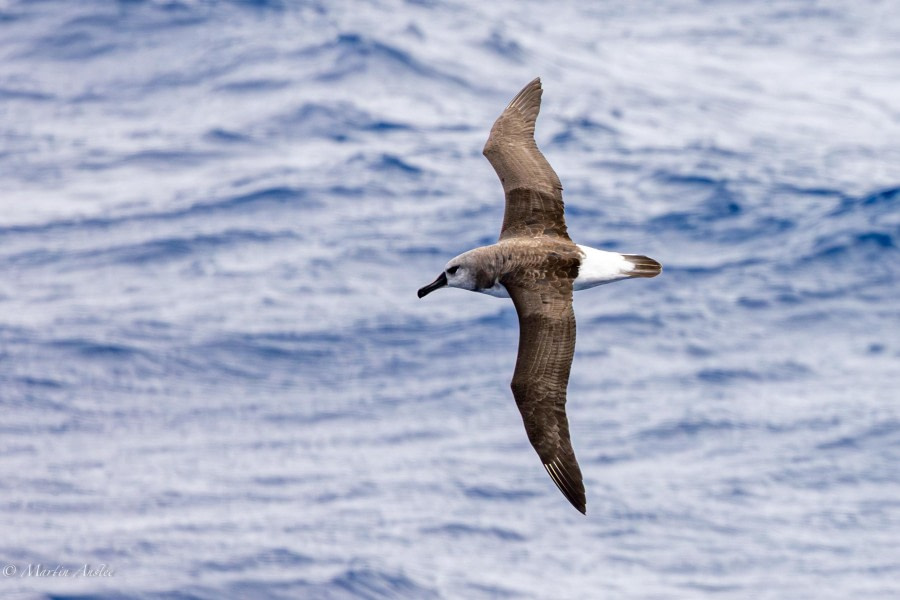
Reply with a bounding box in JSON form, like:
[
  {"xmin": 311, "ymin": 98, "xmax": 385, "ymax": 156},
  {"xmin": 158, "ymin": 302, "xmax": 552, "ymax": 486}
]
[{"xmin": 622, "ymin": 254, "xmax": 662, "ymax": 278}]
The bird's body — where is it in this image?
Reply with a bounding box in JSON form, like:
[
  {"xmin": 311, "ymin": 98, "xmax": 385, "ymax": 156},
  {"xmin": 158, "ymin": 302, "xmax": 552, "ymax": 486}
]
[
  {"xmin": 418, "ymin": 78, "xmax": 661, "ymax": 514},
  {"xmin": 437, "ymin": 240, "xmax": 660, "ymax": 299}
]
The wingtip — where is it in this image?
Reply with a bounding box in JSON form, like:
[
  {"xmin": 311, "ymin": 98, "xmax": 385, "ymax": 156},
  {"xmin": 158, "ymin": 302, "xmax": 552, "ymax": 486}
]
[
  {"xmin": 573, "ymin": 496, "xmax": 587, "ymax": 515},
  {"xmin": 543, "ymin": 458, "xmax": 587, "ymax": 515},
  {"xmin": 570, "ymin": 495, "xmax": 587, "ymax": 515},
  {"xmin": 507, "ymin": 77, "xmax": 543, "ymax": 111}
]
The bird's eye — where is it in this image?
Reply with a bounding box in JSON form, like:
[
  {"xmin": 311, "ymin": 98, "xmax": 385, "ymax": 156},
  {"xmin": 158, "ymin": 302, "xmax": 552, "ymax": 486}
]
[{"xmin": 447, "ymin": 265, "xmax": 459, "ymax": 275}]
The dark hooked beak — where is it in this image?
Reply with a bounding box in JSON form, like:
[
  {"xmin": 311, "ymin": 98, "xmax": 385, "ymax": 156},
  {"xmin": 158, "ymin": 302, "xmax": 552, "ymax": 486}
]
[{"xmin": 417, "ymin": 272, "xmax": 447, "ymax": 298}]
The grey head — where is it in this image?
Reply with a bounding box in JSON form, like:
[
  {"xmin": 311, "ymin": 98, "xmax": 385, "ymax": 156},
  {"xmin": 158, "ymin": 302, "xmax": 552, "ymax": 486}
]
[{"xmin": 417, "ymin": 249, "xmax": 491, "ymax": 298}]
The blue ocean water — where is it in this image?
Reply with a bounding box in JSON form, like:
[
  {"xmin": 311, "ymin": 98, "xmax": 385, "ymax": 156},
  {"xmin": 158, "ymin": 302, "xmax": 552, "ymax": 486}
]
[{"xmin": 1, "ymin": 0, "xmax": 899, "ymax": 598}]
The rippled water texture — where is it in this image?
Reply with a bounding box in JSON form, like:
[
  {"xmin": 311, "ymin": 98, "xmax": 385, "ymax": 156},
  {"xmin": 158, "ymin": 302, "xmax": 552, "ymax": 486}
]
[{"xmin": 2, "ymin": 1, "xmax": 900, "ymax": 598}]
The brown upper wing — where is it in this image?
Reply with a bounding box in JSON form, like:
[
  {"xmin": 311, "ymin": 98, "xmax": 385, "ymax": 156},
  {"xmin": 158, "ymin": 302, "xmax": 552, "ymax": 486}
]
[
  {"xmin": 483, "ymin": 78, "xmax": 570, "ymax": 242},
  {"xmin": 503, "ymin": 267, "xmax": 585, "ymax": 514}
]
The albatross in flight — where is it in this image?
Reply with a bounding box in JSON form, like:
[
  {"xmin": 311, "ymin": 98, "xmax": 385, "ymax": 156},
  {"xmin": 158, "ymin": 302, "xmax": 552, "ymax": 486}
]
[{"xmin": 417, "ymin": 78, "xmax": 661, "ymax": 514}]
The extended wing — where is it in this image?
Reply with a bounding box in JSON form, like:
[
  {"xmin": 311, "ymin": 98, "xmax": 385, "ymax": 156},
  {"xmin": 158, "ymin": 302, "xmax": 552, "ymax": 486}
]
[
  {"xmin": 483, "ymin": 78, "xmax": 570, "ymax": 242},
  {"xmin": 503, "ymin": 269, "xmax": 585, "ymax": 514}
]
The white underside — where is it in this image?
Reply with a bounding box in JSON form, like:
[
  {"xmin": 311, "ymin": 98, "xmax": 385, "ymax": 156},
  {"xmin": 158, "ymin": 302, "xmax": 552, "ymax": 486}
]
[
  {"xmin": 572, "ymin": 244, "xmax": 635, "ymax": 290},
  {"xmin": 476, "ymin": 245, "xmax": 634, "ymax": 298}
]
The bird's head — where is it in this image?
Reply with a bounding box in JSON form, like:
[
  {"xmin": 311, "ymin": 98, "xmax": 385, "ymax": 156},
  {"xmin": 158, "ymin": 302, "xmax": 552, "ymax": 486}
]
[{"xmin": 417, "ymin": 252, "xmax": 479, "ymax": 298}]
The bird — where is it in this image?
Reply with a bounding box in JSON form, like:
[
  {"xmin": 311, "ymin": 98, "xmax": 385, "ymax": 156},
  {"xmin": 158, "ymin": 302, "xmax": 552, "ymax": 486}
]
[{"xmin": 417, "ymin": 78, "xmax": 661, "ymax": 514}]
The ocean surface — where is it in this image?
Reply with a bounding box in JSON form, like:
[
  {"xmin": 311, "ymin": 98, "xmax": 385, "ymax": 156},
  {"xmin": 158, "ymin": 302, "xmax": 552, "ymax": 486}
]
[{"xmin": 1, "ymin": 1, "xmax": 899, "ymax": 598}]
